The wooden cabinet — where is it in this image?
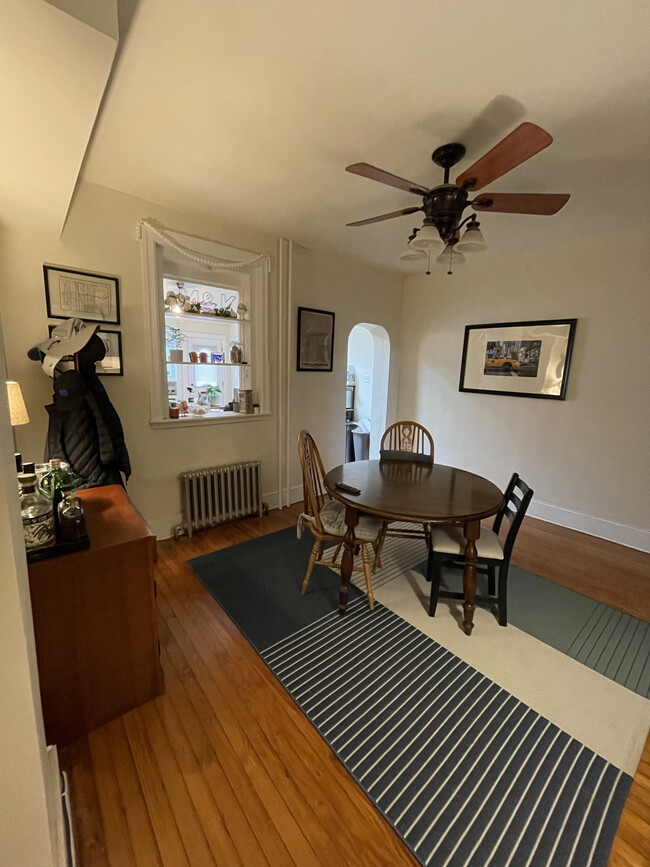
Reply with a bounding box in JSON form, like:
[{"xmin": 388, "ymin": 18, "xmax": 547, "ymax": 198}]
[{"xmin": 28, "ymin": 485, "xmax": 163, "ymax": 745}]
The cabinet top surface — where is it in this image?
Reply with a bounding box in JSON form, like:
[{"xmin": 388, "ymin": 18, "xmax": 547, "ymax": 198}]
[{"xmin": 29, "ymin": 485, "xmax": 154, "ymax": 570}]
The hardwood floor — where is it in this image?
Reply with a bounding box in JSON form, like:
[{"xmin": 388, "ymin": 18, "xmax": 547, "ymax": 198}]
[{"xmin": 58, "ymin": 506, "xmax": 649, "ymax": 866}]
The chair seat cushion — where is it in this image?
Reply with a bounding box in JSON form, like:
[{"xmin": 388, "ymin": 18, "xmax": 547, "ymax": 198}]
[
  {"xmin": 431, "ymin": 525, "xmax": 504, "ymax": 560},
  {"xmin": 320, "ymin": 500, "xmax": 382, "ymax": 542}
]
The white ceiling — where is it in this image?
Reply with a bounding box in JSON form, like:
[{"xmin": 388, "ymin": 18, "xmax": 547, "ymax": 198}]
[
  {"xmin": 0, "ymin": 0, "xmax": 117, "ymax": 235},
  {"xmin": 35, "ymin": 0, "xmax": 650, "ymax": 268}
]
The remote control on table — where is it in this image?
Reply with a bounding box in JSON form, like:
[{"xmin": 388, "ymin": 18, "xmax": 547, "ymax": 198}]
[{"xmin": 335, "ymin": 482, "xmax": 361, "ymax": 495}]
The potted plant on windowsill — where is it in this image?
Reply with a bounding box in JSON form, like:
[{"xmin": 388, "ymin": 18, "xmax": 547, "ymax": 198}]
[
  {"xmin": 165, "ymin": 326, "xmax": 187, "ymax": 362},
  {"xmin": 205, "ymin": 384, "xmax": 222, "ymax": 408}
]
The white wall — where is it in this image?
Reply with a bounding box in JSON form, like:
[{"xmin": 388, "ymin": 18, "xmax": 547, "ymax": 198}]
[
  {"xmin": 290, "ymin": 244, "xmax": 403, "ymax": 496},
  {"xmin": 398, "ymin": 222, "xmax": 650, "ymax": 549},
  {"xmin": 0, "ymin": 323, "xmax": 61, "ymax": 866},
  {"xmin": 0, "ymin": 182, "xmax": 404, "ymax": 536}
]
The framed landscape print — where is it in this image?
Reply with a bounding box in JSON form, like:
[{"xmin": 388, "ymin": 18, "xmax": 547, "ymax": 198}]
[
  {"xmin": 459, "ymin": 319, "xmax": 577, "ymax": 400},
  {"xmin": 297, "ymin": 307, "xmax": 335, "ymax": 371},
  {"xmin": 44, "ymin": 265, "xmax": 120, "ymax": 324}
]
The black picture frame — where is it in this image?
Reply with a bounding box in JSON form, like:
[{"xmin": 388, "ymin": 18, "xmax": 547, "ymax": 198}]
[
  {"xmin": 44, "ymin": 264, "xmax": 120, "ymax": 324},
  {"xmin": 297, "ymin": 307, "xmax": 335, "ymax": 372},
  {"xmin": 48, "ymin": 325, "xmax": 123, "ymax": 376},
  {"xmin": 95, "ymin": 329, "xmax": 123, "ymax": 376},
  {"xmin": 459, "ymin": 318, "xmax": 577, "ymax": 400}
]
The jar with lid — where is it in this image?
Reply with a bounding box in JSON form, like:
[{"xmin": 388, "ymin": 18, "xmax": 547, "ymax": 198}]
[
  {"xmin": 18, "ymin": 473, "xmax": 56, "ymax": 550},
  {"xmin": 57, "ymin": 492, "xmax": 87, "ymax": 542}
]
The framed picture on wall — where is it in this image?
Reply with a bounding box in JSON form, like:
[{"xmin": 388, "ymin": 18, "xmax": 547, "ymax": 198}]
[
  {"xmin": 297, "ymin": 307, "xmax": 335, "ymax": 372},
  {"xmin": 48, "ymin": 325, "xmax": 123, "ymax": 375},
  {"xmin": 95, "ymin": 329, "xmax": 123, "ymax": 375},
  {"xmin": 459, "ymin": 318, "xmax": 577, "ymax": 400},
  {"xmin": 44, "ymin": 264, "xmax": 121, "ymax": 324}
]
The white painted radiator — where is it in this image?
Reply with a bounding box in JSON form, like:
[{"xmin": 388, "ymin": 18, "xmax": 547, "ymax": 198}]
[{"xmin": 178, "ymin": 461, "xmax": 263, "ymax": 538}]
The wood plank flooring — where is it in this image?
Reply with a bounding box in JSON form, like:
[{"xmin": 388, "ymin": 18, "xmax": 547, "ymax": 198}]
[{"xmin": 58, "ymin": 505, "xmax": 650, "ymax": 866}]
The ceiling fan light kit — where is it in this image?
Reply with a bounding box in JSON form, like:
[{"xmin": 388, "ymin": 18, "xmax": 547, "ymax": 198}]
[
  {"xmin": 410, "ymin": 223, "xmax": 444, "ymax": 250},
  {"xmin": 345, "ymin": 121, "xmax": 569, "ymax": 275},
  {"xmin": 455, "ymin": 217, "xmax": 487, "ymax": 252}
]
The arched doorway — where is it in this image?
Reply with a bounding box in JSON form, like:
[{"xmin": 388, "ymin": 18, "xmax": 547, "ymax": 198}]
[{"xmin": 346, "ymin": 323, "xmax": 390, "ymax": 460}]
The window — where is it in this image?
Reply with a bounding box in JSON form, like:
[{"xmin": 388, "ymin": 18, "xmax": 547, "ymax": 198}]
[{"xmin": 139, "ymin": 221, "xmax": 269, "ymax": 426}]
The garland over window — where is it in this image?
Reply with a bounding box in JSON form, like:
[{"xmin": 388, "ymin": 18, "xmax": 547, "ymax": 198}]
[{"xmin": 136, "ymin": 218, "xmax": 271, "ymax": 271}]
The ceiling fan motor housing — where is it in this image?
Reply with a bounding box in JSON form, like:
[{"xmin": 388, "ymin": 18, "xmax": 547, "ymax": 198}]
[{"xmin": 422, "ymin": 184, "xmax": 471, "ymax": 242}]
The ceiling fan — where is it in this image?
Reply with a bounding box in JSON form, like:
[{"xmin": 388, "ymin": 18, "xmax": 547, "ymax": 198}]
[{"xmin": 345, "ymin": 122, "xmax": 570, "ymax": 267}]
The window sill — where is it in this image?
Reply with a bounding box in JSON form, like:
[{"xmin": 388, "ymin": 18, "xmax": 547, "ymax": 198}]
[{"xmin": 150, "ymin": 411, "xmax": 272, "ymax": 430}]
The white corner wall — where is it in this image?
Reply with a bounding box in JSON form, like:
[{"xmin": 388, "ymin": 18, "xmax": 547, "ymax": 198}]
[
  {"xmin": 397, "ymin": 222, "xmax": 650, "ymax": 550},
  {"xmin": 0, "ymin": 323, "xmax": 61, "ymax": 866},
  {"xmin": 289, "ymin": 245, "xmax": 403, "ymax": 497}
]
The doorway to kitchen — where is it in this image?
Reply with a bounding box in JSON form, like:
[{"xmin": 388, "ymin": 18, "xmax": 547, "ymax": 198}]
[{"xmin": 345, "ymin": 323, "xmax": 390, "ymax": 462}]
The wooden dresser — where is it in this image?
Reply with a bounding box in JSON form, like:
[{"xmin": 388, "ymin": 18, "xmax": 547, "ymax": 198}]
[{"xmin": 28, "ymin": 485, "xmax": 163, "ymax": 746}]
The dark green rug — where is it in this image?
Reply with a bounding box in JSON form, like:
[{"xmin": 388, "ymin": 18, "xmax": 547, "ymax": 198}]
[{"xmin": 189, "ymin": 527, "xmax": 649, "ymax": 698}]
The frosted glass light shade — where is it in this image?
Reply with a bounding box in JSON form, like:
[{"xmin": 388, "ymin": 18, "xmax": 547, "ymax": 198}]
[
  {"xmin": 436, "ymin": 245, "xmax": 466, "ymax": 265},
  {"xmin": 411, "ymin": 224, "xmax": 444, "ymax": 250},
  {"xmin": 456, "ymin": 224, "xmax": 487, "ymax": 252},
  {"xmin": 7, "ymin": 381, "xmax": 29, "ymax": 425},
  {"xmin": 399, "ymin": 243, "xmax": 426, "ymax": 260}
]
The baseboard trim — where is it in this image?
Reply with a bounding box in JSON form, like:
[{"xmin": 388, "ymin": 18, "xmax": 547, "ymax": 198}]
[
  {"xmin": 528, "ymin": 500, "xmax": 649, "ymax": 553},
  {"xmin": 148, "ymin": 490, "xmax": 648, "ymax": 553},
  {"xmin": 151, "ymin": 489, "xmax": 282, "ymax": 541}
]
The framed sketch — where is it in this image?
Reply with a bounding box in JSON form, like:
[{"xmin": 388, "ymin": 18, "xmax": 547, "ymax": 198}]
[
  {"xmin": 297, "ymin": 307, "xmax": 335, "ymax": 372},
  {"xmin": 459, "ymin": 319, "xmax": 577, "ymax": 400},
  {"xmin": 44, "ymin": 265, "xmax": 120, "ymax": 324},
  {"xmin": 95, "ymin": 330, "xmax": 123, "ymax": 376},
  {"xmin": 48, "ymin": 325, "xmax": 123, "ymax": 375}
]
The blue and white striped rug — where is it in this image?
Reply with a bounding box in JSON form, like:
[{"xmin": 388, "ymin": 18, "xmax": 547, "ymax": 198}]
[{"xmin": 262, "ymin": 597, "xmax": 632, "ymax": 867}]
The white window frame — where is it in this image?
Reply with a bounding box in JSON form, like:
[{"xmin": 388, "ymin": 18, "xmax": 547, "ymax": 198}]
[{"xmin": 140, "ymin": 224, "xmax": 270, "ymax": 428}]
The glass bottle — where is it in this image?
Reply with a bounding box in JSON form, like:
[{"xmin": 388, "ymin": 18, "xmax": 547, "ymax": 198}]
[
  {"xmin": 57, "ymin": 492, "xmax": 87, "ymax": 542},
  {"xmin": 40, "ymin": 458, "xmax": 76, "ymax": 499},
  {"xmin": 18, "ymin": 473, "xmax": 56, "ymax": 550},
  {"xmin": 41, "ymin": 459, "xmax": 77, "ymax": 539}
]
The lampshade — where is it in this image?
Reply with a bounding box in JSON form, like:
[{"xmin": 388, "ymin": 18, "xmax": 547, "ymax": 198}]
[
  {"xmin": 7, "ymin": 381, "xmax": 29, "ymax": 425},
  {"xmin": 455, "ymin": 222, "xmax": 487, "ymax": 252},
  {"xmin": 436, "ymin": 245, "xmax": 466, "ymax": 266},
  {"xmin": 399, "ymin": 242, "xmax": 426, "ymax": 261},
  {"xmin": 410, "ymin": 223, "xmax": 444, "ymax": 250}
]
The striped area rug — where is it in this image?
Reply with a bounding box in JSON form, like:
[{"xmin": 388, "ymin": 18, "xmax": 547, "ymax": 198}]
[
  {"xmin": 262, "ymin": 597, "xmax": 632, "ymax": 867},
  {"xmin": 340, "ymin": 528, "xmax": 650, "ymax": 699},
  {"xmin": 567, "ymin": 604, "xmax": 650, "ymax": 696}
]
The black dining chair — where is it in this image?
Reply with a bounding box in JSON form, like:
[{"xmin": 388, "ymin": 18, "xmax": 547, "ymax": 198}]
[{"xmin": 427, "ymin": 473, "xmax": 533, "ymax": 626}]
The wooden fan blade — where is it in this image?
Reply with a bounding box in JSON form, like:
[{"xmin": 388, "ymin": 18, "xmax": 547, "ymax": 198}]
[
  {"xmin": 346, "ymin": 163, "xmax": 430, "ymax": 196},
  {"xmin": 472, "ymin": 193, "xmax": 570, "ymax": 215},
  {"xmin": 456, "ymin": 122, "xmax": 553, "ymax": 191},
  {"xmin": 346, "ymin": 206, "xmax": 422, "ymax": 227}
]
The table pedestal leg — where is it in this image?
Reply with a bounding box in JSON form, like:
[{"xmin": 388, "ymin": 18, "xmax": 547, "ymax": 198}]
[
  {"xmin": 462, "ymin": 520, "xmax": 480, "ymax": 635},
  {"xmin": 340, "ymin": 505, "xmax": 358, "ymax": 615}
]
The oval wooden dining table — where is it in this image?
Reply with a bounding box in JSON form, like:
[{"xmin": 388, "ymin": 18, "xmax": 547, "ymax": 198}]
[{"xmin": 323, "ymin": 460, "xmax": 504, "ymax": 635}]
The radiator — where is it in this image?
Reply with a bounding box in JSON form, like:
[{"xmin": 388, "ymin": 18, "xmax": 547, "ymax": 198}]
[{"xmin": 178, "ymin": 461, "xmax": 263, "ymax": 538}]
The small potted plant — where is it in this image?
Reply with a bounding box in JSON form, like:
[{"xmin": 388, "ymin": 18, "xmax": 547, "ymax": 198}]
[
  {"xmin": 165, "ymin": 326, "xmax": 187, "ymax": 362},
  {"xmin": 205, "ymin": 384, "xmax": 222, "ymax": 408}
]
